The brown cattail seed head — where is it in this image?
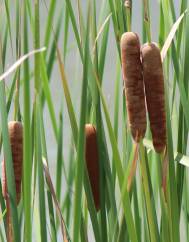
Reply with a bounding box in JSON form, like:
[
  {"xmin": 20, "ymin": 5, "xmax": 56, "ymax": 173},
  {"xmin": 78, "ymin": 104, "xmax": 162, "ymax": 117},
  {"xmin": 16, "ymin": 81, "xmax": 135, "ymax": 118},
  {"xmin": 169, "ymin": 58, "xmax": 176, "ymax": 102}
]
[
  {"xmin": 121, "ymin": 32, "xmax": 147, "ymax": 142},
  {"xmin": 85, "ymin": 124, "xmax": 100, "ymax": 211},
  {"xmin": 2, "ymin": 121, "xmax": 23, "ymax": 205},
  {"xmin": 141, "ymin": 43, "xmax": 166, "ymax": 153}
]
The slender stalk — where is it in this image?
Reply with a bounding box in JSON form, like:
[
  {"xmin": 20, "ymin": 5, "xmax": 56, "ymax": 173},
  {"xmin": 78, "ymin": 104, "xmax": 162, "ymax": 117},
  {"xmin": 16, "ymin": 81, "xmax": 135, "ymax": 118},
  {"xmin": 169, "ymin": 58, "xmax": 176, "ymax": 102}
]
[
  {"xmin": 6, "ymin": 199, "xmax": 12, "ymax": 242},
  {"xmin": 139, "ymin": 142, "xmax": 159, "ymax": 242},
  {"xmin": 143, "ymin": 0, "xmax": 151, "ymax": 42},
  {"xmin": 73, "ymin": 9, "xmax": 90, "ymax": 241},
  {"xmin": 125, "ymin": 0, "xmax": 131, "ymax": 32},
  {"xmin": 23, "ymin": 1, "xmax": 32, "ymax": 241}
]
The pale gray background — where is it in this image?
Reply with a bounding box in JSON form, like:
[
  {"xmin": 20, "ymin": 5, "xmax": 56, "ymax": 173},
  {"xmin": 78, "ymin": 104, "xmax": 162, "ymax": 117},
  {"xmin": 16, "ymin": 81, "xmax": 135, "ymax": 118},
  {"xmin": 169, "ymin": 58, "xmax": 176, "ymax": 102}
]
[{"xmin": 1, "ymin": 0, "xmax": 184, "ymax": 241}]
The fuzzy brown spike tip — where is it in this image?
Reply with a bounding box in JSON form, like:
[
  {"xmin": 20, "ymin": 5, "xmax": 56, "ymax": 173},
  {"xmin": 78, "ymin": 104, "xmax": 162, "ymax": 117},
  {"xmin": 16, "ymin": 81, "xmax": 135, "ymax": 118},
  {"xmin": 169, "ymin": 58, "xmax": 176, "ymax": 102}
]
[
  {"xmin": 2, "ymin": 121, "xmax": 23, "ymax": 205},
  {"xmin": 85, "ymin": 124, "xmax": 100, "ymax": 211},
  {"xmin": 121, "ymin": 32, "xmax": 147, "ymax": 142},
  {"xmin": 141, "ymin": 43, "xmax": 166, "ymax": 153}
]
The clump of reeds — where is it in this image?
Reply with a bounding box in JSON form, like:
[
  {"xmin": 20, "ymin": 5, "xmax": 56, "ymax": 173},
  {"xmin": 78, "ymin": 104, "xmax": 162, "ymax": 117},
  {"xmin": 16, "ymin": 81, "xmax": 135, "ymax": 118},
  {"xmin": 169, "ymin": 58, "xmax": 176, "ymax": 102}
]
[
  {"xmin": 2, "ymin": 121, "xmax": 23, "ymax": 242},
  {"xmin": 85, "ymin": 124, "xmax": 100, "ymax": 211},
  {"xmin": 120, "ymin": 32, "xmax": 147, "ymax": 143},
  {"xmin": 141, "ymin": 43, "xmax": 166, "ymax": 153}
]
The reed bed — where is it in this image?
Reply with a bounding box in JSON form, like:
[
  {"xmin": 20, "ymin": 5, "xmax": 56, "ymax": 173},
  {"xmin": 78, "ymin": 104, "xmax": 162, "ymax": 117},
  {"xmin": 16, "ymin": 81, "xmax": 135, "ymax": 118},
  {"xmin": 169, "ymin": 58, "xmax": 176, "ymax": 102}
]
[{"xmin": 0, "ymin": 1, "xmax": 188, "ymax": 242}]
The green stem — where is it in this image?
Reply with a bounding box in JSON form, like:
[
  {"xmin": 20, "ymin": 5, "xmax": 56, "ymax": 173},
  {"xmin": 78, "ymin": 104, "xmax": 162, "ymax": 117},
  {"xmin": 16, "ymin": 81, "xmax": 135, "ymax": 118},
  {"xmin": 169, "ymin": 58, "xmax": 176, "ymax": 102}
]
[
  {"xmin": 143, "ymin": 0, "xmax": 151, "ymax": 42},
  {"xmin": 139, "ymin": 142, "xmax": 159, "ymax": 242},
  {"xmin": 23, "ymin": 2, "xmax": 32, "ymax": 241},
  {"xmin": 125, "ymin": 0, "xmax": 131, "ymax": 32}
]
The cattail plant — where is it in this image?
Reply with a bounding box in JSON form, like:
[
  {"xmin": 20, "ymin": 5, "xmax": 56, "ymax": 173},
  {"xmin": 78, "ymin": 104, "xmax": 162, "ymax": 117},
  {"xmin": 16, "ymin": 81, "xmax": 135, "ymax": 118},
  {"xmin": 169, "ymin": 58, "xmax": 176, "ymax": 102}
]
[
  {"xmin": 120, "ymin": 32, "xmax": 147, "ymax": 142},
  {"xmin": 141, "ymin": 43, "xmax": 166, "ymax": 153},
  {"xmin": 85, "ymin": 124, "xmax": 100, "ymax": 211},
  {"xmin": 2, "ymin": 121, "xmax": 23, "ymax": 241}
]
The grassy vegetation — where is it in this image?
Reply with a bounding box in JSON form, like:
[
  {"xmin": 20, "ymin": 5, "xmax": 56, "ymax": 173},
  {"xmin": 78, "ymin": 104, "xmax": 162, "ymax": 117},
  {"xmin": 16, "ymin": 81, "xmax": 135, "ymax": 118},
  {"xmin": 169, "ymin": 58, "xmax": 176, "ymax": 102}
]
[{"xmin": 0, "ymin": 0, "xmax": 189, "ymax": 241}]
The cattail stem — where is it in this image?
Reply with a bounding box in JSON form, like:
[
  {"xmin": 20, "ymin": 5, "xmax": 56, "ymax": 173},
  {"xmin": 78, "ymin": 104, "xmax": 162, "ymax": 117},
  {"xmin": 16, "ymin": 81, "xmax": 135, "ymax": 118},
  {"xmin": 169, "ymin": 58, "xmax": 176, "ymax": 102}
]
[
  {"xmin": 139, "ymin": 141, "xmax": 159, "ymax": 242},
  {"xmin": 6, "ymin": 198, "xmax": 13, "ymax": 242},
  {"xmin": 161, "ymin": 149, "xmax": 168, "ymax": 199},
  {"xmin": 143, "ymin": 0, "xmax": 151, "ymax": 43},
  {"xmin": 14, "ymin": 78, "xmax": 20, "ymax": 121},
  {"xmin": 127, "ymin": 143, "xmax": 139, "ymax": 192},
  {"xmin": 125, "ymin": 1, "xmax": 131, "ymax": 32}
]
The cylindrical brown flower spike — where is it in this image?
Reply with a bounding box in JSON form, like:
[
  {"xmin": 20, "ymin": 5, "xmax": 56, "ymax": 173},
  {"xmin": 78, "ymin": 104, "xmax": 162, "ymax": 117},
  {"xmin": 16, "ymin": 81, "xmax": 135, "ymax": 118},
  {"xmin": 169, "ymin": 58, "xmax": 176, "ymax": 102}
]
[
  {"xmin": 2, "ymin": 121, "xmax": 23, "ymax": 242},
  {"xmin": 85, "ymin": 124, "xmax": 100, "ymax": 211},
  {"xmin": 2, "ymin": 121, "xmax": 23, "ymax": 204},
  {"xmin": 141, "ymin": 43, "xmax": 166, "ymax": 153},
  {"xmin": 121, "ymin": 32, "xmax": 147, "ymax": 142}
]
